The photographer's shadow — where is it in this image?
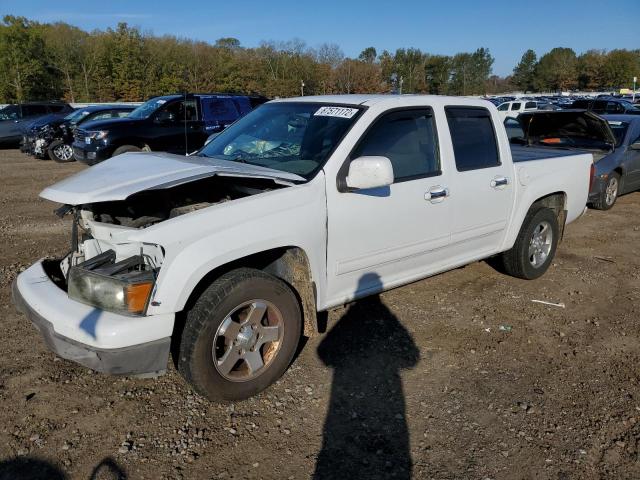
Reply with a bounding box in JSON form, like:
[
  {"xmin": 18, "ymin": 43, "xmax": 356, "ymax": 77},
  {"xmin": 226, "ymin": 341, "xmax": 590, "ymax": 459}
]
[{"xmin": 314, "ymin": 273, "xmax": 419, "ymax": 479}]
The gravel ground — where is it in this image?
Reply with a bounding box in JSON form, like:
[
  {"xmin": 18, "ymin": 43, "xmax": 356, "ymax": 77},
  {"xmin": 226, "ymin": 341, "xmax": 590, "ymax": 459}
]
[{"xmin": 0, "ymin": 148, "xmax": 639, "ymax": 480}]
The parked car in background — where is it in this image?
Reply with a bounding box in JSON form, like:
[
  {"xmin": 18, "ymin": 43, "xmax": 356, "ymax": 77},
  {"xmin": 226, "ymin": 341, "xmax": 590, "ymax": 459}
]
[
  {"xmin": 0, "ymin": 101, "xmax": 74, "ymax": 147},
  {"xmin": 572, "ymin": 98, "xmax": 640, "ymax": 115},
  {"xmin": 515, "ymin": 110, "xmax": 640, "ymax": 210},
  {"xmin": 14, "ymin": 94, "xmax": 592, "ymax": 401},
  {"xmin": 23, "ymin": 105, "xmax": 135, "ymax": 162},
  {"xmin": 496, "ymin": 100, "xmax": 541, "ymax": 120},
  {"xmin": 71, "ymin": 93, "xmax": 268, "ymax": 165}
]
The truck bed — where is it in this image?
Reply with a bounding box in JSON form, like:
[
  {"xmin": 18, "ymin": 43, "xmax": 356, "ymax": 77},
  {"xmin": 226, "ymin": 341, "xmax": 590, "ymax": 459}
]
[{"xmin": 510, "ymin": 144, "xmax": 586, "ymax": 163}]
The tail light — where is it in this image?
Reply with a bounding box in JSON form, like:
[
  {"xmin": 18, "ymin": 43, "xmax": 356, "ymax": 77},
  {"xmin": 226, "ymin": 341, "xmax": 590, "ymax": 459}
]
[{"xmin": 588, "ymin": 163, "xmax": 595, "ymax": 192}]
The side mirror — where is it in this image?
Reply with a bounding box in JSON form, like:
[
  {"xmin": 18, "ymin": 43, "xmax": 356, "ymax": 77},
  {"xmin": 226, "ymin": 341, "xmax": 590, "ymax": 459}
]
[
  {"xmin": 154, "ymin": 111, "xmax": 175, "ymax": 124},
  {"xmin": 345, "ymin": 156, "xmax": 394, "ymax": 190},
  {"xmin": 630, "ymin": 141, "xmax": 640, "ymax": 151}
]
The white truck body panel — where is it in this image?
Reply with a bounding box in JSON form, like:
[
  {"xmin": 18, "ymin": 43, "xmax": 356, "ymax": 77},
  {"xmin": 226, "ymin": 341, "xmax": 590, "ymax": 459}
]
[{"xmin": 17, "ymin": 94, "xmax": 592, "ymax": 360}]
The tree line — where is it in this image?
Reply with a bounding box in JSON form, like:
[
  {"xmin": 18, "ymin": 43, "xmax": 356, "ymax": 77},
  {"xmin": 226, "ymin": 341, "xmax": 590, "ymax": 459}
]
[
  {"xmin": 0, "ymin": 15, "xmax": 638, "ymax": 104},
  {"xmin": 512, "ymin": 48, "xmax": 640, "ymax": 93}
]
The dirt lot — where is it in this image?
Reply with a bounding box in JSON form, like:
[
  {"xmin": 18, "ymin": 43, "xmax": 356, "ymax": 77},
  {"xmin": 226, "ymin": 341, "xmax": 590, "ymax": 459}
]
[{"xmin": 0, "ymin": 148, "xmax": 639, "ymax": 480}]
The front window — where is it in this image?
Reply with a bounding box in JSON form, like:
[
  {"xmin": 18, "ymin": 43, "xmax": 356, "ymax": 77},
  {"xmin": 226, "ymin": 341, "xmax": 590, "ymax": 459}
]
[
  {"xmin": 128, "ymin": 97, "xmax": 175, "ymax": 119},
  {"xmin": 198, "ymin": 102, "xmax": 363, "ymax": 178}
]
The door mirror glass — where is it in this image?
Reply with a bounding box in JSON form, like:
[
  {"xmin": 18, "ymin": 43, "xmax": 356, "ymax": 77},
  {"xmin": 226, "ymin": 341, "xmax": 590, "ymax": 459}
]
[{"xmin": 346, "ymin": 156, "xmax": 394, "ymax": 190}]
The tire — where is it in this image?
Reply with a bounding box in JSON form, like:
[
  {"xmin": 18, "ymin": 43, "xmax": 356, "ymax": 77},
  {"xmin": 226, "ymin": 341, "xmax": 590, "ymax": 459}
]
[
  {"xmin": 592, "ymin": 172, "xmax": 620, "ymax": 211},
  {"xmin": 499, "ymin": 207, "xmax": 559, "ymax": 280},
  {"xmin": 112, "ymin": 145, "xmax": 142, "ymax": 156},
  {"xmin": 47, "ymin": 140, "xmax": 74, "ymax": 163},
  {"xmin": 178, "ymin": 268, "xmax": 302, "ymax": 402}
]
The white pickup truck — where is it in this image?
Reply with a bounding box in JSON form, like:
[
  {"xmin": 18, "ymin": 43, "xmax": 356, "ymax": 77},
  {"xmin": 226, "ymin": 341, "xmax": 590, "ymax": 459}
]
[{"xmin": 13, "ymin": 95, "xmax": 592, "ymax": 401}]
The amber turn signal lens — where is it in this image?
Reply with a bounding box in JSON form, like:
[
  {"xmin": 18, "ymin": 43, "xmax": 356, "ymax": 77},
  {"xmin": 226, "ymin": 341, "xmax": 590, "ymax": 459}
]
[{"xmin": 125, "ymin": 282, "xmax": 154, "ymax": 314}]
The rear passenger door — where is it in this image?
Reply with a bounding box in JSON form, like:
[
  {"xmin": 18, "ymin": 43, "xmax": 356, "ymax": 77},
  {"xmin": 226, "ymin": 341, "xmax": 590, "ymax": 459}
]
[{"xmin": 444, "ymin": 106, "xmax": 515, "ymax": 260}]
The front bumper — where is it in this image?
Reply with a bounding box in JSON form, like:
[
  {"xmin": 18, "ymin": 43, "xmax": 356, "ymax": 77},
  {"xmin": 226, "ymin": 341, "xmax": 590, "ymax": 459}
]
[
  {"xmin": 588, "ymin": 172, "xmax": 613, "ymax": 204},
  {"xmin": 12, "ymin": 261, "xmax": 174, "ymax": 375},
  {"xmin": 72, "ymin": 141, "xmax": 112, "ymax": 165}
]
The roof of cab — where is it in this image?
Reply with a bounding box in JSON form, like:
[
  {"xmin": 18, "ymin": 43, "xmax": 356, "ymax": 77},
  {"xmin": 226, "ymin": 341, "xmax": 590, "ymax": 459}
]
[{"xmin": 270, "ymin": 94, "xmax": 495, "ymax": 108}]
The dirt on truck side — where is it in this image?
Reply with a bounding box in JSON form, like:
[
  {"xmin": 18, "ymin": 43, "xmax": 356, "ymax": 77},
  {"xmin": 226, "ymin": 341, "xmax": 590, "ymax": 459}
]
[{"xmin": 0, "ymin": 148, "xmax": 639, "ymax": 480}]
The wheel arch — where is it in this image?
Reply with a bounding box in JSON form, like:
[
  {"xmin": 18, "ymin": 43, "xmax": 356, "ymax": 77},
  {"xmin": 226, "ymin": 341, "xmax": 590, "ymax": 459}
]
[
  {"xmin": 177, "ymin": 246, "xmax": 318, "ymax": 338},
  {"xmin": 529, "ymin": 191, "xmax": 568, "ymax": 240}
]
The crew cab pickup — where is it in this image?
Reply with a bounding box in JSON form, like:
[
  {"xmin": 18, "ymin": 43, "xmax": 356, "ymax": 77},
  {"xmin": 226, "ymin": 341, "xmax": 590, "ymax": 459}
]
[{"xmin": 13, "ymin": 95, "xmax": 592, "ymax": 401}]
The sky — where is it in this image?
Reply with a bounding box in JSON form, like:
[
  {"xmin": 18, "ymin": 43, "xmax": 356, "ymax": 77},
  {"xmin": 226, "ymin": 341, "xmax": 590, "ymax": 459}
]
[{"xmin": 1, "ymin": 0, "xmax": 638, "ymax": 76}]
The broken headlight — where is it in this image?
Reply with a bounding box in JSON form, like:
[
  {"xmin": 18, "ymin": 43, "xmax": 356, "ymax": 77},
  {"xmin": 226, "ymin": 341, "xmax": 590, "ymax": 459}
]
[{"xmin": 67, "ymin": 250, "xmax": 155, "ymax": 316}]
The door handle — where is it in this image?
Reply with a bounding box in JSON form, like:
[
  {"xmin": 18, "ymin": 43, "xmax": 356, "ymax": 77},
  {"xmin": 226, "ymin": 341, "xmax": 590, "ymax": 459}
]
[
  {"xmin": 425, "ymin": 186, "xmax": 449, "ymax": 203},
  {"xmin": 491, "ymin": 176, "xmax": 509, "ymax": 188}
]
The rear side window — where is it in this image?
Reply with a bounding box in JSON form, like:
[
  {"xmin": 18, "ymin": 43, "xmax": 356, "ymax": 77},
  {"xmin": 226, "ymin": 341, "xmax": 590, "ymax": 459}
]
[
  {"xmin": 201, "ymin": 97, "xmax": 241, "ymax": 124},
  {"xmin": 510, "ymin": 102, "xmax": 521, "ymax": 110},
  {"xmin": 22, "ymin": 105, "xmax": 47, "ymax": 116},
  {"xmin": 352, "ymin": 109, "xmax": 440, "ymax": 181},
  {"xmin": 114, "ymin": 110, "xmax": 131, "ymax": 118},
  {"xmin": 445, "ymin": 107, "xmax": 500, "ymax": 171},
  {"xmin": 89, "ymin": 111, "xmax": 114, "ymax": 121},
  {"xmin": 525, "ymin": 102, "xmax": 537, "ymax": 109}
]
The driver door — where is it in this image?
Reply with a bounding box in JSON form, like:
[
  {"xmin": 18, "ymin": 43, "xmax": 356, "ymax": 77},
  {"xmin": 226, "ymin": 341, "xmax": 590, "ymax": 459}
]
[
  {"xmin": 325, "ymin": 108, "xmax": 452, "ymax": 304},
  {"xmin": 152, "ymin": 99, "xmax": 198, "ymax": 154}
]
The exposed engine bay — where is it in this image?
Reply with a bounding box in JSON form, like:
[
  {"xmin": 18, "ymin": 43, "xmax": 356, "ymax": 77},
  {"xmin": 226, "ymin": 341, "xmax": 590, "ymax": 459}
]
[{"xmin": 77, "ymin": 175, "xmax": 285, "ymax": 229}]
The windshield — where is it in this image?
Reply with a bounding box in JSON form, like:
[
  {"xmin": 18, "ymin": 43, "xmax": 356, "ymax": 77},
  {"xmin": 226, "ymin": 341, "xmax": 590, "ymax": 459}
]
[
  {"xmin": 607, "ymin": 121, "xmax": 629, "ymax": 147},
  {"xmin": 198, "ymin": 102, "xmax": 363, "ymax": 178},
  {"xmin": 0, "ymin": 105, "xmax": 20, "ymax": 121},
  {"xmin": 65, "ymin": 109, "xmax": 91, "ymax": 124},
  {"xmin": 128, "ymin": 97, "xmax": 173, "ymax": 119}
]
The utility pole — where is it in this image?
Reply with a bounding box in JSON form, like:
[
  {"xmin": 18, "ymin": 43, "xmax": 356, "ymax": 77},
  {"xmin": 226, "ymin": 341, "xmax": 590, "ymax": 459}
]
[
  {"xmin": 399, "ymin": 76, "xmax": 404, "ymax": 95},
  {"xmin": 300, "ymin": 80, "xmax": 305, "ymax": 97},
  {"xmin": 634, "ymin": 76, "xmax": 637, "ymax": 102}
]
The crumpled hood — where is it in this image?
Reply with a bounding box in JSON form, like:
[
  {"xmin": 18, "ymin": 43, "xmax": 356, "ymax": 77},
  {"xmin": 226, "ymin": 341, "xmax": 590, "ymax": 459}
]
[{"xmin": 40, "ymin": 152, "xmax": 305, "ymax": 205}]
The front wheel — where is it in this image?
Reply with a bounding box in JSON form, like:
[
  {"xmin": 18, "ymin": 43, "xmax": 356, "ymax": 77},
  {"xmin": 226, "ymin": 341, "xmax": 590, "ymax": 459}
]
[
  {"xmin": 592, "ymin": 172, "xmax": 620, "ymax": 210},
  {"xmin": 178, "ymin": 268, "xmax": 302, "ymax": 402},
  {"xmin": 112, "ymin": 145, "xmax": 142, "ymax": 157},
  {"xmin": 499, "ymin": 207, "xmax": 559, "ymax": 280},
  {"xmin": 48, "ymin": 140, "xmax": 74, "ymax": 163}
]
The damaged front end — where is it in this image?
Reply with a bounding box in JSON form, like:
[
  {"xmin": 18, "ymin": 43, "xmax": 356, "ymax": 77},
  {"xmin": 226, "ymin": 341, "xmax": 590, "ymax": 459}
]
[
  {"xmin": 54, "ymin": 174, "xmax": 288, "ymax": 315},
  {"xmin": 54, "ymin": 203, "xmax": 166, "ymax": 316}
]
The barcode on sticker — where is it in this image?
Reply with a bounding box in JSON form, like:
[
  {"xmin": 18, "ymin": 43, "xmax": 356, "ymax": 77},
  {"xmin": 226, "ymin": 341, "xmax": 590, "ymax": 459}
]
[{"xmin": 314, "ymin": 106, "xmax": 359, "ymax": 119}]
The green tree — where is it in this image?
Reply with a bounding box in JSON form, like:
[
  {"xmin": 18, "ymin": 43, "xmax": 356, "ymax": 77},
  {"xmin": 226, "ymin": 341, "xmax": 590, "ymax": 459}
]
[
  {"xmin": 424, "ymin": 55, "xmax": 451, "ymax": 94},
  {"xmin": 0, "ymin": 16, "xmax": 58, "ymax": 101},
  {"xmin": 358, "ymin": 47, "xmax": 377, "ymax": 64},
  {"xmin": 577, "ymin": 50, "xmax": 605, "ymax": 90},
  {"xmin": 602, "ymin": 49, "xmax": 640, "ymax": 89},
  {"xmin": 534, "ymin": 47, "xmax": 578, "ymax": 92},
  {"xmin": 512, "ymin": 49, "xmax": 537, "ymax": 92}
]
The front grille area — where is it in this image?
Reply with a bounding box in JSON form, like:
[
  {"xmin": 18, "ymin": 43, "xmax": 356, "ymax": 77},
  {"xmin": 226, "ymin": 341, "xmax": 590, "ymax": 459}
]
[{"xmin": 74, "ymin": 129, "xmax": 87, "ymax": 143}]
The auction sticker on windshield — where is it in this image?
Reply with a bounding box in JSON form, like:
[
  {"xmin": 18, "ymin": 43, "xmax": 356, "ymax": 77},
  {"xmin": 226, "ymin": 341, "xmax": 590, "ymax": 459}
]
[{"xmin": 314, "ymin": 106, "xmax": 359, "ymax": 119}]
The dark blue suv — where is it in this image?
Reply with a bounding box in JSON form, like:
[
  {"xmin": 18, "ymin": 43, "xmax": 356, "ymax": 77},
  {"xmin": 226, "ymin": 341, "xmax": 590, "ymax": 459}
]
[{"xmin": 72, "ymin": 94, "xmax": 268, "ymax": 165}]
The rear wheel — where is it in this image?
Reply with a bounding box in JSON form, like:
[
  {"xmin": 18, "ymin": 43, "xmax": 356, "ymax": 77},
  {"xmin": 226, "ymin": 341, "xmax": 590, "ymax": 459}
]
[
  {"xmin": 592, "ymin": 172, "xmax": 620, "ymax": 210},
  {"xmin": 48, "ymin": 140, "xmax": 74, "ymax": 163},
  {"xmin": 178, "ymin": 268, "xmax": 302, "ymax": 402},
  {"xmin": 112, "ymin": 145, "xmax": 142, "ymax": 156},
  {"xmin": 499, "ymin": 207, "xmax": 559, "ymax": 280}
]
